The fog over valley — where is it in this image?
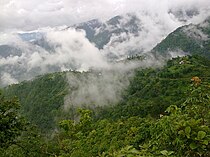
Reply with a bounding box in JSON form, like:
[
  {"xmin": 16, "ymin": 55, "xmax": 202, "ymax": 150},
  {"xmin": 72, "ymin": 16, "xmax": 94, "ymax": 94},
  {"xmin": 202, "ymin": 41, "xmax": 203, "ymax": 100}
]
[
  {"xmin": 1, "ymin": 1, "xmax": 210, "ymax": 156},
  {"xmin": 0, "ymin": 0, "xmax": 210, "ymax": 86}
]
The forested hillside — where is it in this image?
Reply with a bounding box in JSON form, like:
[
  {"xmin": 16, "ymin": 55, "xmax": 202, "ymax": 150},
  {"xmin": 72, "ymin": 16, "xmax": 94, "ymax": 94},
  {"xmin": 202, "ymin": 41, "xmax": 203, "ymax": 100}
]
[
  {"xmin": 1, "ymin": 1, "xmax": 210, "ymax": 156},
  {"xmin": 152, "ymin": 17, "xmax": 210, "ymax": 58},
  {"xmin": 4, "ymin": 72, "xmax": 69, "ymax": 132},
  {"xmin": 1, "ymin": 55, "xmax": 210, "ymax": 156},
  {"xmin": 97, "ymin": 55, "xmax": 210, "ymax": 120}
]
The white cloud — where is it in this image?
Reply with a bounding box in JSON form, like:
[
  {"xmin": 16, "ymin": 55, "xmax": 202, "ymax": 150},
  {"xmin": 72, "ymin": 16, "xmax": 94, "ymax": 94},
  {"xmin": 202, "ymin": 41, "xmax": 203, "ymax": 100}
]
[
  {"xmin": 0, "ymin": 28, "xmax": 110, "ymax": 86},
  {"xmin": 64, "ymin": 57, "xmax": 163, "ymax": 109},
  {"xmin": 0, "ymin": 0, "xmax": 210, "ymax": 32},
  {"xmin": 45, "ymin": 29, "xmax": 108, "ymax": 70},
  {"xmin": 1, "ymin": 72, "xmax": 18, "ymax": 86}
]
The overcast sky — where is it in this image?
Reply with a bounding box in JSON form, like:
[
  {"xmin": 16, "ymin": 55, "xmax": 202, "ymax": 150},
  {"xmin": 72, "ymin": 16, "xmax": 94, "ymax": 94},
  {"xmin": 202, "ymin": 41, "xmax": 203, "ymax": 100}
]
[{"xmin": 1, "ymin": 0, "xmax": 210, "ymax": 32}]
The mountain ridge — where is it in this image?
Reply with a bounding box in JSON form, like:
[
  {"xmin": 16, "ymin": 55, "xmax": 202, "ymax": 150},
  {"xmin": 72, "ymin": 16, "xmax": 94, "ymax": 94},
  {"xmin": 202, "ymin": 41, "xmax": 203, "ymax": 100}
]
[{"xmin": 152, "ymin": 16, "xmax": 210, "ymax": 58}]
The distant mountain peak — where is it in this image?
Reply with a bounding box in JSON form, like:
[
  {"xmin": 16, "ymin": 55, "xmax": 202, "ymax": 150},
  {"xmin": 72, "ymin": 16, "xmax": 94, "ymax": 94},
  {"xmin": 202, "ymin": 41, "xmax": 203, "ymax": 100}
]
[{"xmin": 71, "ymin": 13, "xmax": 142, "ymax": 50}]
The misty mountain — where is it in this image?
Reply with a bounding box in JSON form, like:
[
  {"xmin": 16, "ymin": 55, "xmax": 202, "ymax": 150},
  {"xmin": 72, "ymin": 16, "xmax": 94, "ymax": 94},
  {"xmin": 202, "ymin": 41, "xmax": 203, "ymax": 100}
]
[
  {"xmin": 0, "ymin": 11, "xmax": 205, "ymax": 59},
  {"xmin": 72, "ymin": 14, "xmax": 141, "ymax": 49},
  {"xmin": 19, "ymin": 32, "xmax": 44, "ymax": 42},
  {"xmin": 15, "ymin": 14, "xmax": 140, "ymax": 47},
  {"xmin": 0, "ymin": 14, "xmax": 142, "ymax": 60},
  {"xmin": 0, "ymin": 45, "xmax": 22, "ymax": 58},
  {"xmin": 152, "ymin": 16, "xmax": 210, "ymax": 58},
  {"xmin": 0, "ymin": 13, "xmax": 209, "ymax": 87},
  {"xmin": 18, "ymin": 13, "xmax": 142, "ymax": 55},
  {"xmin": 168, "ymin": 7, "xmax": 200, "ymax": 22},
  {"xmin": 0, "ymin": 13, "xmax": 146, "ymax": 87},
  {"xmin": 2, "ymin": 1, "xmax": 210, "ymax": 156},
  {"xmin": 4, "ymin": 55, "xmax": 210, "ymax": 133},
  {"xmin": 15, "ymin": 7, "xmax": 202, "ymax": 48},
  {"xmin": 72, "ymin": 8, "xmax": 201, "ymax": 50}
]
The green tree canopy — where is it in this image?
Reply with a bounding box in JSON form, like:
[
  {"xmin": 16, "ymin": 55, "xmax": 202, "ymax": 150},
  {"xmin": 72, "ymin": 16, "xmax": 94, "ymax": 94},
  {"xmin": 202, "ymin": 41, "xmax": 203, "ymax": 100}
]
[{"xmin": 0, "ymin": 91, "xmax": 26, "ymax": 148}]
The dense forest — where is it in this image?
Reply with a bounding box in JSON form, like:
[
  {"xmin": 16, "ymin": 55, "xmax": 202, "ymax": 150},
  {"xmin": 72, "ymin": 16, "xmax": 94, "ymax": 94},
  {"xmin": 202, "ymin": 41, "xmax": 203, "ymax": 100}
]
[
  {"xmin": 1, "ymin": 1, "xmax": 210, "ymax": 157},
  {"xmin": 1, "ymin": 55, "xmax": 210, "ymax": 156}
]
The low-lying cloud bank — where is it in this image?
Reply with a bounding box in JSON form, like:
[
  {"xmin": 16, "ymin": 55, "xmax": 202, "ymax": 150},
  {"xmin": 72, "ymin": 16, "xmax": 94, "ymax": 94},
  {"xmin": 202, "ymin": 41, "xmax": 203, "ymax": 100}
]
[
  {"xmin": 0, "ymin": 29, "xmax": 109, "ymax": 86},
  {"xmin": 64, "ymin": 56, "xmax": 163, "ymax": 109},
  {"xmin": 0, "ymin": 0, "xmax": 210, "ymax": 32}
]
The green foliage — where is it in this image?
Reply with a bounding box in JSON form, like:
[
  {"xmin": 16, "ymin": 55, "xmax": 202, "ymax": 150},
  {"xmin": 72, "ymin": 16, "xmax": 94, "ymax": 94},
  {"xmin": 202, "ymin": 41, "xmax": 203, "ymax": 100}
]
[
  {"xmin": 136, "ymin": 80, "xmax": 210, "ymax": 157},
  {"xmin": 97, "ymin": 55, "xmax": 210, "ymax": 120},
  {"xmin": 2, "ymin": 55, "xmax": 210, "ymax": 156},
  {"xmin": 109, "ymin": 146, "xmax": 143, "ymax": 157},
  {"xmin": 55, "ymin": 80, "xmax": 210, "ymax": 157},
  {"xmin": 0, "ymin": 92, "xmax": 26, "ymax": 148},
  {"xmin": 57, "ymin": 109, "xmax": 152, "ymax": 157},
  {"xmin": 0, "ymin": 125, "xmax": 50, "ymax": 157},
  {"xmin": 0, "ymin": 92, "xmax": 52, "ymax": 157},
  {"xmin": 4, "ymin": 72, "xmax": 68, "ymax": 133}
]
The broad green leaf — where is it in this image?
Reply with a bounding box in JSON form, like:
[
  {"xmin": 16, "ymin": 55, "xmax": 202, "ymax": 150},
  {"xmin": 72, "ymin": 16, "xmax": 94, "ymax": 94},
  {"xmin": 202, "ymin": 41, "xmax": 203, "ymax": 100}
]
[
  {"xmin": 197, "ymin": 131, "xmax": 206, "ymax": 140},
  {"xmin": 130, "ymin": 149, "xmax": 140, "ymax": 154},
  {"xmin": 178, "ymin": 130, "xmax": 184, "ymax": 135},
  {"xmin": 203, "ymin": 140, "xmax": 208, "ymax": 145},
  {"xmin": 160, "ymin": 150, "xmax": 168, "ymax": 156},
  {"xmin": 168, "ymin": 151, "xmax": 174, "ymax": 155},
  {"xmin": 190, "ymin": 143, "xmax": 197, "ymax": 150}
]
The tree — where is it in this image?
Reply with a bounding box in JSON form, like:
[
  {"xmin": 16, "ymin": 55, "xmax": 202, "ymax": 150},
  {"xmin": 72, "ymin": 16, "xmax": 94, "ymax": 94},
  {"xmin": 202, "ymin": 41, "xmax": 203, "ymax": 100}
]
[
  {"xmin": 138, "ymin": 78, "xmax": 210, "ymax": 156},
  {"xmin": 0, "ymin": 91, "xmax": 26, "ymax": 148}
]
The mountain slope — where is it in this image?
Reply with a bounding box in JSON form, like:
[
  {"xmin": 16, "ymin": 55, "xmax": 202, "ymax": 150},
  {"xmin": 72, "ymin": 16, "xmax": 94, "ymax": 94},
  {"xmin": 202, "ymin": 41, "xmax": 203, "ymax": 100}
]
[
  {"xmin": 3, "ymin": 55, "xmax": 210, "ymax": 132},
  {"xmin": 1, "ymin": 14, "xmax": 210, "ymax": 87},
  {"xmin": 69, "ymin": 14, "xmax": 141, "ymax": 49},
  {"xmin": 4, "ymin": 72, "xmax": 68, "ymax": 132},
  {"xmin": 152, "ymin": 17, "xmax": 210, "ymax": 58},
  {"xmin": 96, "ymin": 55, "xmax": 210, "ymax": 120}
]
